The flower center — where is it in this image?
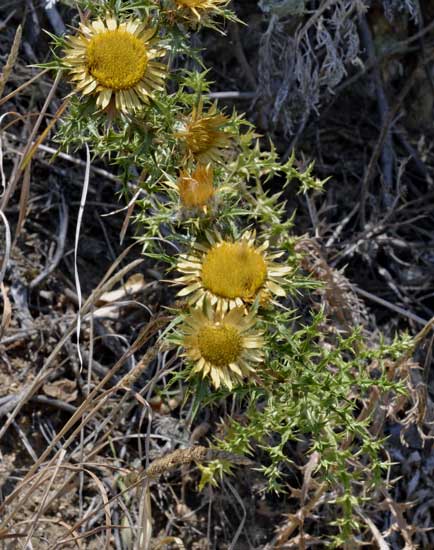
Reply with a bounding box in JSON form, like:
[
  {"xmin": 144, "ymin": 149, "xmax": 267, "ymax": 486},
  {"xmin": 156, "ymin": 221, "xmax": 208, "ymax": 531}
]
[
  {"xmin": 201, "ymin": 242, "xmax": 267, "ymax": 300},
  {"xmin": 87, "ymin": 30, "xmax": 148, "ymax": 90},
  {"xmin": 197, "ymin": 324, "xmax": 242, "ymax": 366},
  {"xmin": 185, "ymin": 121, "xmax": 215, "ymax": 153}
]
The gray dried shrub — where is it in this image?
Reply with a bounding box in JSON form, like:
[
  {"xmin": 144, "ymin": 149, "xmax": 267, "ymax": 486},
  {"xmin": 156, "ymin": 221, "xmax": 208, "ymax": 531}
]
[
  {"xmin": 382, "ymin": 0, "xmax": 418, "ymax": 21},
  {"xmin": 255, "ymin": 0, "xmax": 417, "ymax": 137}
]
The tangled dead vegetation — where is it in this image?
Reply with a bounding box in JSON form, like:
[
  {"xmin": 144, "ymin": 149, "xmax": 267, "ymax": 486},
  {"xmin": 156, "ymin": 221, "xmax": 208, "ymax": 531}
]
[{"xmin": 257, "ymin": 0, "xmax": 365, "ymax": 138}]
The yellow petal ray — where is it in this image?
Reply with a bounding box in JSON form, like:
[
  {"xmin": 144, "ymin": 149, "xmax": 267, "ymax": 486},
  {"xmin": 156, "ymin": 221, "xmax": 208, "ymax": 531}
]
[
  {"xmin": 177, "ymin": 283, "xmax": 202, "ymax": 297},
  {"xmin": 92, "ymin": 19, "xmax": 106, "ymax": 32},
  {"xmin": 228, "ymin": 363, "xmax": 242, "ymax": 376},
  {"xmin": 267, "ymin": 281, "xmax": 286, "ymax": 297},
  {"xmin": 210, "ymin": 367, "xmax": 221, "ymax": 388},
  {"xmin": 96, "ymin": 88, "xmax": 112, "ymax": 109},
  {"xmin": 106, "ymin": 17, "xmax": 117, "ymax": 31}
]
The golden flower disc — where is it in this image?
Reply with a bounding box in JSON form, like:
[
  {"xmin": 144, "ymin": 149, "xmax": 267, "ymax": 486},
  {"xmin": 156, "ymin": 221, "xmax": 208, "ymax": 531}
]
[
  {"xmin": 201, "ymin": 242, "xmax": 268, "ymax": 300},
  {"xmin": 87, "ymin": 30, "xmax": 148, "ymax": 90},
  {"xmin": 176, "ymin": 100, "xmax": 231, "ymax": 163},
  {"xmin": 185, "ymin": 121, "xmax": 216, "ymax": 154},
  {"xmin": 197, "ymin": 324, "xmax": 242, "ymax": 366}
]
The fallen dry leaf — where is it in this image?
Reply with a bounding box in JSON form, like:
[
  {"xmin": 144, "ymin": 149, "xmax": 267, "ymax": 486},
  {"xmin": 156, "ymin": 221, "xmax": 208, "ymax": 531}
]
[
  {"xmin": 42, "ymin": 379, "xmax": 78, "ymax": 403},
  {"xmin": 97, "ymin": 273, "xmax": 146, "ymax": 305}
]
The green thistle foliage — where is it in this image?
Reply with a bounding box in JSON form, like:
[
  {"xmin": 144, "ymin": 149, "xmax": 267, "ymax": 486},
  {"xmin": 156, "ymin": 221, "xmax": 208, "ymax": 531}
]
[{"xmin": 199, "ymin": 311, "xmax": 411, "ymax": 545}]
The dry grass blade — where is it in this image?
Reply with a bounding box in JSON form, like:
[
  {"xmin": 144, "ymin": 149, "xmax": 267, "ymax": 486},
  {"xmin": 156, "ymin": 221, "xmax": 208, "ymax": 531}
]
[
  {"xmin": 356, "ymin": 507, "xmax": 390, "ymax": 550},
  {"xmin": 354, "ymin": 286, "xmax": 428, "ymax": 327},
  {"xmin": 226, "ymin": 480, "xmax": 247, "ymax": 550},
  {"xmin": 21, "ymin": 97, "xmax": 70, "ymax": 171},
  {"xmin": 0, "ymin": 457, "xmax": 64, "ymax": 534},
  {"xmin": 74, "ymin": 144, "xmax": 91, "ymax": 369},
  {"xmin": 0, "ymin": 68, "xmax": 49, "ymax": 108},
  {"xmin": 23, "ymin": 450, "xmax": 67, "ymax": 547},
  {"xmin": 0, "ymin": 124, "xmax": 6, "ymax": 195},
  {"xmin": 0, "ymin": 25, "xmax": 22, "ymax": 99},
  {"xmin": 0, "ymin": 10, "xmax": 16, "ymax": 32},
  {"xmin": 0, "ymin": 282, "xmax": 11, "ymax": 340},
  {"xmin": 275, "ymin": 484, "xmax": 326, "ymax": 547},
  {"xmin": 0, "ymin": 528, "xmax": 26, "ymax": 541},
  {"xmin": 4, "ymin": 463, "xmax": 114, "ymax": 549},
  {"xmin": 16, "ymin": 518, "xmax": 83, "ymax": 549},
  {"xmin": 13, "ymin": 163, "xmax": 30, "ymax": 243},
  {"xmin": 0, "ymin": 209, "xmax": 11, "ymax": 287},
  {"xmin": 83, "ymin": 468, "xmax": 112, "ymax": 550},
  {"xmin": 29, "ymin": 194, "xmax": 69, "ymax": 289},
  {"xmin": 135, "ymin": 481, "xmax": 153, "ymax": 550},
  {"xmin": 380, "ymin": 487, "xmax": 417, "ymax": 549},
  {"xmin": 119, "ymin": 188, "xmax": 142, "ymax": 244},
  {"xmin": 61, "ymin": 445, "xmax": 237, "ymax": 548}
]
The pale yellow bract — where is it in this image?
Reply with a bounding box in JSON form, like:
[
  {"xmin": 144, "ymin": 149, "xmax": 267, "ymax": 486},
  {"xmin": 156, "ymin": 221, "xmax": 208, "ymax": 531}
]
[
  {"xmin": 175, "ymin": 231, "xmax": 292, "ymax": 312},
  {"xmin": 181, "ymin": 302, "xmax": 264, "ymax": 389},
  {"xmin": 63, "ymin": 16, "xmax": 167, "ymax": 114},
  {"xmin": 175, "ymin": 0, "xmax": 230, "ymax": 21},
  {"xmin": 176, "ymin": 100, "xmax": 231, "ymax": 163},
  {"xmin": 178, "ymin": 164, "xmax": 215, "ymax": 211}
]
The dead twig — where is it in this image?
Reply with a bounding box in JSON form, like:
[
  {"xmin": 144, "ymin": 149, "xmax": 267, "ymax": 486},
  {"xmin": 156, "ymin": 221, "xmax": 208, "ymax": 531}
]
[
  {"xmin": 354, "ymin": 286, "xmax": 428, "ymax": 327},
  {"xmin": 359, "ymin": 15, "xmax": 394, "ymax": 222}
]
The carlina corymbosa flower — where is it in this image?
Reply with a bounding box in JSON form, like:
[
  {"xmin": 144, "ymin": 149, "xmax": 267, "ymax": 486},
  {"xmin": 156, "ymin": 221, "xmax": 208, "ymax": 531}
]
[
  {"xmin": 178, "ymin": 164, "xmax": 215, "ymax": 211},
  {"xmin": 63, "ymin": 15, "xmax": 167, "ymax": 114},
  {"xmin": 174, "ymin": 0, "xmax": 230, "ymax": 21},
  {"xmin": 180, "ymin": 301, "xmax": 264, "ymax": 389},
  {"xmin": 176, "ymin": 99, "xmax": 231, "ymax": 163},
  {"xmin": 175, "ymin": 230, "xmax": 292, "ymax": 312}
]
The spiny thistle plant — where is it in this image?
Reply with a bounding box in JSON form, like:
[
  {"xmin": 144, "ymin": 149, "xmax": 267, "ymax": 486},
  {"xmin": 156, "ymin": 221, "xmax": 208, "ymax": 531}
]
[{"xmin": 46, "ymin": 0, "xmax": 414, "ymax": 545}]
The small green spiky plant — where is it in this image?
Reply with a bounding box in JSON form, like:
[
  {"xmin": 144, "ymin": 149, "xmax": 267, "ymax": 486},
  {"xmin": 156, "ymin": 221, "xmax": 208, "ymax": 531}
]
[{"xmin": 46, "ymin": 0, "xmax": 414, "ymax": 545}]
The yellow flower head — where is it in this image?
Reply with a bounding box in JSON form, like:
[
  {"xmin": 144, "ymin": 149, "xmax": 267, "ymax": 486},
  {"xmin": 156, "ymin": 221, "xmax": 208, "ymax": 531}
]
[
  {"xmin": 175, "ymin": 230, "xmax": 292, "ymax": 312},
  {"xmin": 181, "ymin": 301, "xmax": 264, "ymax": 389},
  {"xmin": 174, "ymin": 0, "xmax": 230, "ymax": 21},
  {"xmin": 63, "ymin": 16, "xmax": 167, "ymax": 114},
  {"xmin": 178, "ymin": 164, "xmax": 215, "ymax": 211},
  {"xmin": 177, "ymin": 100, "xmax": 231, "ymax": 163}
]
